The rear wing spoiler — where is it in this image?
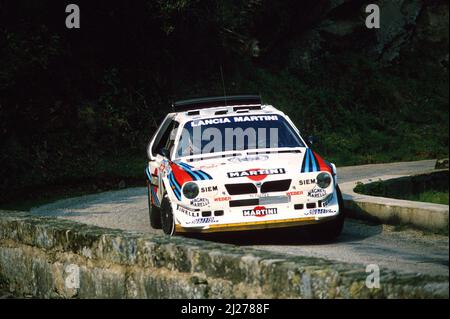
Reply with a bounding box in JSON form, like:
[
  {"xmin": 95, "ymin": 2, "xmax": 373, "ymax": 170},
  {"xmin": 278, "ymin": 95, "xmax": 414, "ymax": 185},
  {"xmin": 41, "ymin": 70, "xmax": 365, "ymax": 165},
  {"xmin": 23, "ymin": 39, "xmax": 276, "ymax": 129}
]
[{"xmin": 172, "ymin": 95, "xmax": 262, "ymax": 112}]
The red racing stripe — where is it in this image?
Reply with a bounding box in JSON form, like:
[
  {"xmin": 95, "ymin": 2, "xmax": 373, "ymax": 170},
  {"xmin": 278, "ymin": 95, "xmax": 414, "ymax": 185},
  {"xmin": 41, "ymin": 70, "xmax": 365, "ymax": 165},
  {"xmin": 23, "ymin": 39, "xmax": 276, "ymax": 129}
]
[
  {"xmin": 312, "ymin": 151, "xmax": 333, "ymax": 174},
  {"xmin": 170, "ymin": 163, "xmax": 193, "ymax": 186}
]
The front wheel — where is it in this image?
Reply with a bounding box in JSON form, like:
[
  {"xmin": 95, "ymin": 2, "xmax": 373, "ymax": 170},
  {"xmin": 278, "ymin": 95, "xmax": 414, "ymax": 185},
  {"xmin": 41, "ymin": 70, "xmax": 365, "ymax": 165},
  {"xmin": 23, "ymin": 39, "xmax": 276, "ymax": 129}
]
[{"xmin": 160, "ymin": 195, "xmax": 176, "ymax": 236}]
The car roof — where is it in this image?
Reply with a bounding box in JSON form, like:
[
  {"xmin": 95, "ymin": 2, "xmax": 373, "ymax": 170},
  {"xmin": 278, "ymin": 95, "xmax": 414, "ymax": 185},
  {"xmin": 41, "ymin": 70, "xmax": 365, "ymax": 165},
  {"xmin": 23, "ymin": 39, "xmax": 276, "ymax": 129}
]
[{"xmin": 169, "ymin": 104, "xmax": 287, "ymax": 125}]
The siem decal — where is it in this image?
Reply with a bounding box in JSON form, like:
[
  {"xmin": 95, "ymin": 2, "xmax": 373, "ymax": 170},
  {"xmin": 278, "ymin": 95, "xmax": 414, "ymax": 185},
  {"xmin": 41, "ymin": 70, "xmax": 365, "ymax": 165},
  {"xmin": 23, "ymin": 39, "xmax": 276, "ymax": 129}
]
[
  {"xmin": 190, "ymin": 198, "xmax": 210, "ymax": 207},
  {"xmin": 243, "ymin": 206, "xmax": 278, "ymax": 217},
  {"xmin": 201, "ymin": 186, "xmax": 218, "ymax": 193},
  {"xmin": 227, "ymin": 168, "xmax": 286, "ymax": 181},
  {"xmin": 299, "ymin": 178, "xmax": 316, "ymax": 186},
  {"xmin": 177, "ymin": 205, "xmax": 200, "ymax": 217}
]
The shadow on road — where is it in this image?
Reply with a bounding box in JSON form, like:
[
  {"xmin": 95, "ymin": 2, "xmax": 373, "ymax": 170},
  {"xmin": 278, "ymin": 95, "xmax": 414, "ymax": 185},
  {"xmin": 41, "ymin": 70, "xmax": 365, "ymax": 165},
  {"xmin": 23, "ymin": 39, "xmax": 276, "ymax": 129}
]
[{"xmin": 183, "ymin": 219, "xmax": 384, "ymax": 246}]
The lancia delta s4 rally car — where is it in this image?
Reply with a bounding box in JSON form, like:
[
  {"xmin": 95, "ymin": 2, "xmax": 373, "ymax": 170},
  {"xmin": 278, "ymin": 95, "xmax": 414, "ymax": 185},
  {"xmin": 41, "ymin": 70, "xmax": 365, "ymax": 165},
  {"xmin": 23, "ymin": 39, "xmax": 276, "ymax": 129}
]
[{"xmin": 146, "ymin": 95, "xmax": 344, "ymax": 239}]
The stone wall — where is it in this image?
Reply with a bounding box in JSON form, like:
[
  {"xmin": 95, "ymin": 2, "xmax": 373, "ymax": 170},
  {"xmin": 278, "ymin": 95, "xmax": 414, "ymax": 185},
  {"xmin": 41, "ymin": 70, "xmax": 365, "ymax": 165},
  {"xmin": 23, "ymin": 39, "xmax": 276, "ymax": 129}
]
[{"xmin": 0, "ymin": 211, "xmax": 448, "ymax": 298}]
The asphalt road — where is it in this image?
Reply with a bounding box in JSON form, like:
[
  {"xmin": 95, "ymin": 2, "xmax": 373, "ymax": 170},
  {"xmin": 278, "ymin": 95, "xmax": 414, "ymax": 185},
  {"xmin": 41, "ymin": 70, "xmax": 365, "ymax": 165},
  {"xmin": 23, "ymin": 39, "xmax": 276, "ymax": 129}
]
[{"xmin": 31, "ymin": 159, "xmax": 448, "ymax": 276}]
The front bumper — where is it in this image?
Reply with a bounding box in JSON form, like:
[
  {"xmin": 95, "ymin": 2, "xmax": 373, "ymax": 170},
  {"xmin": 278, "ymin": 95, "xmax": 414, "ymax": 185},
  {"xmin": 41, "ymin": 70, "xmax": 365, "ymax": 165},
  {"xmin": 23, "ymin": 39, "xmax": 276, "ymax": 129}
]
[
  {"xmin": 175, "ymin": 214, "xmax": 339, "ymax": 233},
  {"xmin": 173, "ymin": 173, "xmax": 340, "ymax": 233}
]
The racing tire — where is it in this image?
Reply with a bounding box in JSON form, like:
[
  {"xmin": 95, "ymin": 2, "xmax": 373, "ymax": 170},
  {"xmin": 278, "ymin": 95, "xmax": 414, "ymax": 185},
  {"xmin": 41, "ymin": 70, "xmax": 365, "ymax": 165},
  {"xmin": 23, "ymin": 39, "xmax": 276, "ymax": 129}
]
[
  {"xmin": 310, "ymin": 185, "xmax": 345, "ymax": 241},
  {"xmin": 160, "ymin": 195, "xmax": 176, "ymax": 236},
  {"xmin": 147, "ymin": 181, "xmax": 162, "ymax": 229}
]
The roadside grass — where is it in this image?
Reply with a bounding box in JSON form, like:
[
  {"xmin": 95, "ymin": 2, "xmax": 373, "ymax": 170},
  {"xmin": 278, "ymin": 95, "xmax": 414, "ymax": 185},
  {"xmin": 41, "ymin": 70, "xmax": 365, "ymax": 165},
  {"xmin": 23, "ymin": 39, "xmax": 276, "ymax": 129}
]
[
  {"xmin": 354, "ymin": 172, "xmax": 449, "ymax": 206},
  {"xmin": 406, "ymin": 190, "xmax": 449, "ymax": 205}
]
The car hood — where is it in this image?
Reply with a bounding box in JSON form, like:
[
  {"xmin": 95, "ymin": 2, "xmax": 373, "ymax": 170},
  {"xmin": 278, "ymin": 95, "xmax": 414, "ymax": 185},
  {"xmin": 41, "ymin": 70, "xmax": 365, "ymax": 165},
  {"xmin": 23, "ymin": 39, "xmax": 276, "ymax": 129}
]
[{"xmin": 173, "ymin": 148, "xmax": 333, "ymax": 183}]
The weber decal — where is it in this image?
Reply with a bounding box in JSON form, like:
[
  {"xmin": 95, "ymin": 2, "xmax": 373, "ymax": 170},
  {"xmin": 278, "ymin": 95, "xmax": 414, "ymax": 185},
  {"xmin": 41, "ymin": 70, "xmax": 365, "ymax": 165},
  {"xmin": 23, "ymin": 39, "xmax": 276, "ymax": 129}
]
[
  {"xmin": 286, "ymin": 190, "xmax": 303, "ymax": 196},
  {"xmin": 243, "ymin": 206, "xmax": 278, "ymax": 217},
  {"xmin": 227, "ymin": 168, "xmax": 286, "ymax": 181},
  {"xmin": 214, "ymin": 196, "xmax": 231, "ymax": 202}
]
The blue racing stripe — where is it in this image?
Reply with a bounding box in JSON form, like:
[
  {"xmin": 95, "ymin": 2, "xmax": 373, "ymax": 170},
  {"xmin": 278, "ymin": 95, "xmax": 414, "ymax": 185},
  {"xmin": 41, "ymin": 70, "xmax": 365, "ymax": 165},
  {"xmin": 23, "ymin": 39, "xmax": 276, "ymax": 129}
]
[
  {"xmin": 192, "ymin": 169, "xmax": 211, "ymax": 180},
  {"xmin": 304, "ymin": 149, "xmax": 311, "ymax": 172},
  {"xmin": 197, "ymin": 169, "xmax": 212, "ymax": 180},
  {"xmin": 310, "ymin": 150, "xmax": 318, "ymax": 172},
  {"xmin": 177, "ymin": 162, "xmax": 202, "ymax": 180},
  {"xmin": 169, "ymin": 172, "xmax": 181, "ymax": 192},
  {"xmin": 178, "ymin": 162, "xmax": 208, "ymax": 180},
  {"xmin": 151, "ymin": 188, "xmax": 160, "ymax": 206},
  {"xmin": 169, "ymin": 173, "xmax": 182, "ymax": 200},
  {"xmin": 145, "ymin": 167, "xmax": 152, "ymax": 181},
  {"xmin": 183, "ymin": 162, "xmax": 213, "ymax": 179}
]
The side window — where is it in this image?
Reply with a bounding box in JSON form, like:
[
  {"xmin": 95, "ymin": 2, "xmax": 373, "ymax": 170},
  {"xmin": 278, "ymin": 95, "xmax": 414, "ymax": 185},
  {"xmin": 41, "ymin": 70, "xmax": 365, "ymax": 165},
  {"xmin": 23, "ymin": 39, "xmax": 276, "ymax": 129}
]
[
  {"xmin": 151, "ymin": 119, "xmax": 179, "ymax": 157},
  {"xmin": 165, "ymin": 122, "xmax": 179, "ymax": 158},
  {"xmin": 151, "ymin": 119, "xmax": 173, "ymax": 157}
]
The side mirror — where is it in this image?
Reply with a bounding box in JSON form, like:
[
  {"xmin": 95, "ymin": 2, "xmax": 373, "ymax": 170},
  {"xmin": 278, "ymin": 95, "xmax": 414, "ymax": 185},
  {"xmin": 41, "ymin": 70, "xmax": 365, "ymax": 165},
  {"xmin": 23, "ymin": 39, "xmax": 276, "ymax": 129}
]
[
  {"xmin": 307, "ymin": 136, "xmax": 315, "ymax": 145},
  {"xmin": 160, "ymin": 147, "xmax": 170, "ymax": 159}
]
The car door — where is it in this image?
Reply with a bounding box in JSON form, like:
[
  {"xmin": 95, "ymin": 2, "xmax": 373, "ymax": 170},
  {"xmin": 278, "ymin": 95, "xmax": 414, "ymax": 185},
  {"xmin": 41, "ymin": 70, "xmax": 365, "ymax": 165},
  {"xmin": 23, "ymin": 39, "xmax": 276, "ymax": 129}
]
[{"xmin": 147, "ymin": 117, "xmax": 179, "ymax": 206}]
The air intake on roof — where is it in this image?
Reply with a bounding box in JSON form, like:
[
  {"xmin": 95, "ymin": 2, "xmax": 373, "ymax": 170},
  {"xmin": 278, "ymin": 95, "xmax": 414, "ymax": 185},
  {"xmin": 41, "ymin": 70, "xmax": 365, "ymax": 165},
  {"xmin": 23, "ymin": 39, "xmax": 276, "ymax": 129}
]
[{"xmin": 173, "ymin": 95, "xmax": 261, "ymax": 112}]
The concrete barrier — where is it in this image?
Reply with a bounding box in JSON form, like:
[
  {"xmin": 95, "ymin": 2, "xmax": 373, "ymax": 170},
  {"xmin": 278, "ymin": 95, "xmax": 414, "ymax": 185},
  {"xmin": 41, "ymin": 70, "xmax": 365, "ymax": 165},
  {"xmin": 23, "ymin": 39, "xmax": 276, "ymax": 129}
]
[
  {"xmin": 0, "ymin": 211, "xmax": 448, "ymax": 298},
  {"xmin": 341, "ymin": 172, "xmax": 449, "ymax": 233}
]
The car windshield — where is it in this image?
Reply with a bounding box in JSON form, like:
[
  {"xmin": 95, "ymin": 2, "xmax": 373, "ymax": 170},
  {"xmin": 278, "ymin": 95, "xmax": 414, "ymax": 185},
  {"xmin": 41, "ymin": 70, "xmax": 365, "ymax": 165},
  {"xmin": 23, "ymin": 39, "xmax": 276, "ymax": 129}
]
[{"xmin": 176, "ymin": 114, "xmax": 305, "ymax": 157}]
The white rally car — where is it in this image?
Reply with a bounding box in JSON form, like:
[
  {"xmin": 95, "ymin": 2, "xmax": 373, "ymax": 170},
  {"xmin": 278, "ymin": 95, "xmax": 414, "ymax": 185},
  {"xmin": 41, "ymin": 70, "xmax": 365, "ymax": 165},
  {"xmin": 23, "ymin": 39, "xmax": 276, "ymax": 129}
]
[{"xmin": 146, "ymin": 95, "xmax": 344, "ymax": 239}]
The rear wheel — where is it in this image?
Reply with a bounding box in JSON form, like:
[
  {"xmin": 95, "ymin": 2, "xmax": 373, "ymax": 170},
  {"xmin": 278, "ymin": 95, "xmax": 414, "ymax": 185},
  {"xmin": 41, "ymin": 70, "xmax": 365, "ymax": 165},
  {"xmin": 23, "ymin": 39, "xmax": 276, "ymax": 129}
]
[
  {"xmin": 147, "ymin": 181, "xmax": 162, "ymax": 229},
  {"xmin": 160, "ymin": 195, "xmax": 176, "ymax": 236},
  {"xmin": 311, "ymin": 185, "xmax": 345, "ymax": 241}
]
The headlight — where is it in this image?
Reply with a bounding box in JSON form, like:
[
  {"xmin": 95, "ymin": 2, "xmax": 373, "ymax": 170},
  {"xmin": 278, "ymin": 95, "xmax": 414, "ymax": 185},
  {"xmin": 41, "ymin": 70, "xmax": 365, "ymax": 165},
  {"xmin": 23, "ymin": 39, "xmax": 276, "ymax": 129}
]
[
  {"xmin": 317, "ymin": 172, "xmax": 331, "ymax": 188},
  {"xmin": 183, "ymin": 182, "xmax": 199, "ymax": 199}
]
